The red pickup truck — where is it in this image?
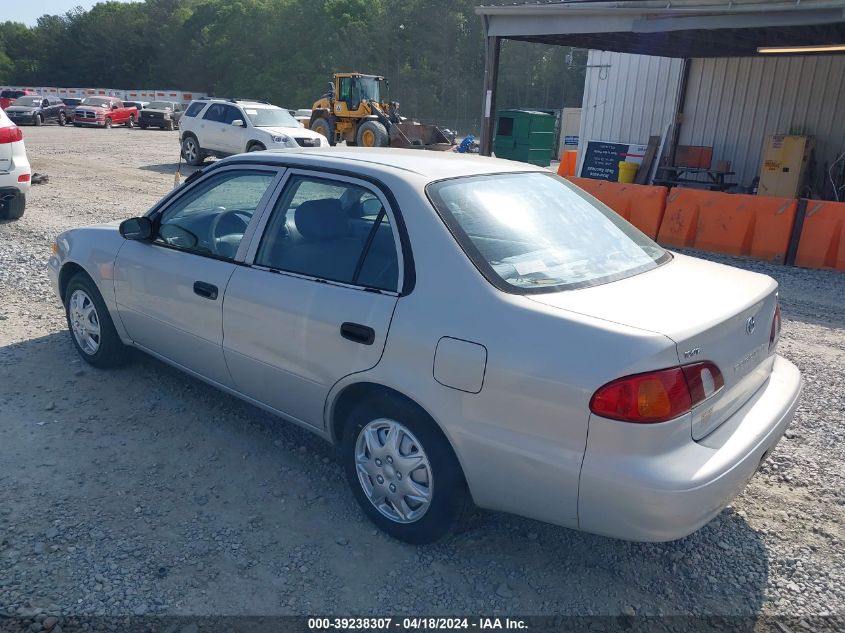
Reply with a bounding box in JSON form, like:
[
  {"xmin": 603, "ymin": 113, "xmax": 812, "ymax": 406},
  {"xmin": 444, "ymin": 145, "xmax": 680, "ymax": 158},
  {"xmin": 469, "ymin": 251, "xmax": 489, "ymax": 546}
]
[
  {"xmin": 1, "ymin": 89, "xmax": 37, "ymax": 110},
  {"xmin": 72, "ymin": 96, "xmax": 138, "ymax": 128}
]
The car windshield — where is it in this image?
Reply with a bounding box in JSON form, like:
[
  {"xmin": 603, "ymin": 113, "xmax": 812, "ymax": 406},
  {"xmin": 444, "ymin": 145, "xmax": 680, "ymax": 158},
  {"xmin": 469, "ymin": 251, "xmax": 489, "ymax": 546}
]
[
  {"xmin": 81, "ymin": 97, "xmax": 112, "ymax": 107},
  {"xmin": 243, "ymin": 106, "xmax": 299, "ymax": 128},
  {"xmin": 13, "ymin": 96, "xmax": 41, "ymax": 106},
  {"xmin": 427, "ymin": 172, "xmax": 670, "ymax": 294},
  {"xmin": 62, "ymin": 99, "xmax": 81, "ymax": 106},
  {"xmin": 358, "ymin": 77, "xmax": 380, "ymax": 102},
  {"xmin": 147, "ymin": 101, "xmax": 174, "ymax": 110}
]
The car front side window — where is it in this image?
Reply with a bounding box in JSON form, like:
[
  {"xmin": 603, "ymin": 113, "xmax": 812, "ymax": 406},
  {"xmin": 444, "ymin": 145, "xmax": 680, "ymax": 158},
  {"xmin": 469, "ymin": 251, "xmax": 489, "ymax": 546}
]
[
  {"xmin": 202, "ymin": 104, "xmax": 226, "ymax": 123},
  {"xmin": 255, "ymin": 175, "xmax": 399, "ymax": 291},
  {"xmin": 156, "ymin": 170, "xmax": 275, "ymax": 260}
]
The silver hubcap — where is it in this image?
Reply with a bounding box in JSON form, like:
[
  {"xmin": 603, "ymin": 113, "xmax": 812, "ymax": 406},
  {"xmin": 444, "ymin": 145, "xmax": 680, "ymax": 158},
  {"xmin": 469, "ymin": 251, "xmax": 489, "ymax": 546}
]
[
  {"xmin": 68, "ymin": 290, "xmax": 101, "ymax": 355},
  {"xmin": 184, "ymin": 140, "xmax": 196, "ymax": 161},
  {"xmin": 355, "ymin": 419, "xmax": 433, "ymax": 524}
]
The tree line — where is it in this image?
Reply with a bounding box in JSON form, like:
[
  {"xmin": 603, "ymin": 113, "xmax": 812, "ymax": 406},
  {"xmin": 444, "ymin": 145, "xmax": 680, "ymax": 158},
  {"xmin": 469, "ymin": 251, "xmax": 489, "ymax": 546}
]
[{"xmin": 0, "ymin": 0, "xmax": 587, "ymax": 134}]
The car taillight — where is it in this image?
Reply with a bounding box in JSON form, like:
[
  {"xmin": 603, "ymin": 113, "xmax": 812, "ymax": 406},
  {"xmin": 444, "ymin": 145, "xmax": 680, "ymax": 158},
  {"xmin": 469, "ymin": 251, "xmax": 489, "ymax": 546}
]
[
  {"xmin": 0, "ymin": 125, "xmax": 23, "ymax": 144},
  {"xmin": 590, "ymin": 361, "xmax": 724, "ymax": 424},
  {"xmin": 18, "ymin": 174, "xmax": 30, "ymax": 182},
  {"xmin": 769, "ymin": 303, "xmax": 781, "ymax": 351}
]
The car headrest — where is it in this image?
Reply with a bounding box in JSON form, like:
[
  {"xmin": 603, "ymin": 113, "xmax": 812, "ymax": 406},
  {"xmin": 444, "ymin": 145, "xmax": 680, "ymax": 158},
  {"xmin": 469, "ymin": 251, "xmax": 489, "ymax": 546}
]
[{"xmin": 294, "ymin": 198, "xmax": 349, "ymax": 240}]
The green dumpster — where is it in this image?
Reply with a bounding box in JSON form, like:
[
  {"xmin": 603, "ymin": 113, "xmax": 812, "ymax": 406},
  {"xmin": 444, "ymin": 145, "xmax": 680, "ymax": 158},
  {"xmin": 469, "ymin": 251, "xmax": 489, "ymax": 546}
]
[{"xmin": 493, "ymin": 109, "xmax": 556, "ymax": 166}]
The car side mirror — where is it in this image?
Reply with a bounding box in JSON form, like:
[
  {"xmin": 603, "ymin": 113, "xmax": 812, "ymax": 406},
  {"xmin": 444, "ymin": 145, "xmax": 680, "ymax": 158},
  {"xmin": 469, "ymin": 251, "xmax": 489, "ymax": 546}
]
[
  {"xmin": 119, "ymin": 217, "xmax": 153, "ymax": 241},
  {"xmin": 231, "ymin": 119, "xmax": 245, "ymax": 127}
]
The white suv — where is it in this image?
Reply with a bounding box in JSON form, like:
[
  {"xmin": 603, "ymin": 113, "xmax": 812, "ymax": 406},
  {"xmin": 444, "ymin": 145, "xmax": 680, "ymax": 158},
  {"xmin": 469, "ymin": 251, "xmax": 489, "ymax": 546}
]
[
  {"xmin": 179, "ymin": 98, "xmax": 328, "ymax": 166},
  {"xmin": 0, "ymin": 108, "xmax": 31, "ymax": 221}
]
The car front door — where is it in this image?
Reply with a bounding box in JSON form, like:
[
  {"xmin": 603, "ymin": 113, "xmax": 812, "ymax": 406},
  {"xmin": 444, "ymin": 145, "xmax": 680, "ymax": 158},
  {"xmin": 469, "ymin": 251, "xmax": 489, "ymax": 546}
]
[
  {"xmin": 222, "ymin": 171, "xmax": 403, "ymax": 428},
  {"xmin": 220, "ymin": 104, "xmax": 246, "ymax": 154},
  {"xmin": 113, "ymin": 166, "xmax": 282, "ymax": 386}
]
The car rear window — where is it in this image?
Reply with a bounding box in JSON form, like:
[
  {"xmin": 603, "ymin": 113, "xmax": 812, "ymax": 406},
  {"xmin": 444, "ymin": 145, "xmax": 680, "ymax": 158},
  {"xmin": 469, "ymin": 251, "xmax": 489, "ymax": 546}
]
[{"xmin": 426, "ymin": 172, "xmax": 670, "ymax": 294}]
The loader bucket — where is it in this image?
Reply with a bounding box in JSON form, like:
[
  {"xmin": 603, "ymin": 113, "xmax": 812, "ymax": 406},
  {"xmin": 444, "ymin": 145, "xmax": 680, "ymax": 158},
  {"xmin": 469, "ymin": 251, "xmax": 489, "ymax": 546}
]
[{"xmin": 389, "ymin": 123, "xmax": 454, "ymax": 151}]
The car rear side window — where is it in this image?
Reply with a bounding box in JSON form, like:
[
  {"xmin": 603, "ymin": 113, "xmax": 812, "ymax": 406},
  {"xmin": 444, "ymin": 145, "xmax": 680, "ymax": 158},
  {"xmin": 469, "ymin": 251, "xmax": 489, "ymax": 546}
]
[
  {"xmin": 255, "ymin": 176, "xmax": 399, "ymax": 292},
  {"xmin": 202, "ymin": 104, "xmax": 226, "ymax": 122},
  {"xmin": 427, "ymin": 172, "xmax": 670, "ymax": 294},
  {"xmin": 184, "ymin": 102, "xmax": 205, "ymax": 117}
]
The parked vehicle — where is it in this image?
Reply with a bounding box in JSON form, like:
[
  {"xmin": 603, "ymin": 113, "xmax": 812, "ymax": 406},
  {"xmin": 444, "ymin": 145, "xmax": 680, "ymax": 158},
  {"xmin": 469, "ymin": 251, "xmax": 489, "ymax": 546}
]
[
  {"xmin": 139, "ymin": 100, "xmax": 183, "ymax": 130},
  {"xmin": 5, "ymin": 95, "xmax": 68, "ymax": 126},
  {"xmin": 124, "ymin": 101, "xmax": 149, "ymax": 111},
  {"xmin": 0, "ymin": 88, "xmax": 36, "ymax": 110},
  {"xmin": 48, "ymin": 149, "xmax": 802, "ymax": 544},
  {"xmin": 61, "ymin": 98, "xmax": 83, "ymax": 123},
  {"xmin": 179, "ymin": 98, "xmax": 327, "ymax": 166},
  {"xmin": 73, "ymin": 96, "xmax": 138, "ymax": 129},
  {"xmin": 0, "ymin": 108, "xmax": 31, "ymax": 220}
]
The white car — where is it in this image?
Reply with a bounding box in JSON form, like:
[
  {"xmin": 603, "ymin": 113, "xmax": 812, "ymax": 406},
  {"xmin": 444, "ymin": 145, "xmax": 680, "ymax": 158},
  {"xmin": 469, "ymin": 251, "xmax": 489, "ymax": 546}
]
[
  {"xmin": 47, "ymin": 149, "xmax": 802, "ymax": 544},
  {"xmin": 0, "ymin": 108, "xmax": 31, "ymax": 220},
  {"xmin": 179, "ymin": 98, "xmax": 328, "ymax": 166}
]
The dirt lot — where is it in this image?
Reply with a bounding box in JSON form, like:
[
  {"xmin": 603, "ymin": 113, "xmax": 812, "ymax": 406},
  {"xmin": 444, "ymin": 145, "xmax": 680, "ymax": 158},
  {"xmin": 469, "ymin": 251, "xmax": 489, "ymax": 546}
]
[{"xmin": 1, "ymin": 127, "xmax": 843, "ymax": 626}]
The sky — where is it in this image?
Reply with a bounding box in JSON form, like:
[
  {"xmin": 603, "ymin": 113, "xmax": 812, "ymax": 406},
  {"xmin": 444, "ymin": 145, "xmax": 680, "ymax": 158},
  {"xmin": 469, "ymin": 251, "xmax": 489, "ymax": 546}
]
[{"xmin": 8, "ymin": 0, "xmax": 136, "ymax": 26}]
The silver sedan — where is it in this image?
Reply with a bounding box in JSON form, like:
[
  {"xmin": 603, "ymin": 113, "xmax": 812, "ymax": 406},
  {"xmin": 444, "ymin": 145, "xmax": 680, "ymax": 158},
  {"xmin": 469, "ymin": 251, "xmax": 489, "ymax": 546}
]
[{"xmin": 48, "ymin": 149, "xmax": 802, "ymax": 544}]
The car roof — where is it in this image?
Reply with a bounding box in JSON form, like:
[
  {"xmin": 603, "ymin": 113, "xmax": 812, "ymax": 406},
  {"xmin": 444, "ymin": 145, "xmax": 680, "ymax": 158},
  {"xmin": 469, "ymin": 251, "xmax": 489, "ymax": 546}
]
[{"xmin": 223, "ymin": 147, "xmax": 544, "ymax": 180}]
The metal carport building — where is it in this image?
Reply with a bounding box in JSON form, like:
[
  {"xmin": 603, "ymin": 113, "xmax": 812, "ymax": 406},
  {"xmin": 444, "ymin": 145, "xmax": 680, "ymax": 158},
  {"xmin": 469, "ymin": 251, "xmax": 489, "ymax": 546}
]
[{"xmin": 475, "ymin": 0, "xmax": 845, "ymax": 191}]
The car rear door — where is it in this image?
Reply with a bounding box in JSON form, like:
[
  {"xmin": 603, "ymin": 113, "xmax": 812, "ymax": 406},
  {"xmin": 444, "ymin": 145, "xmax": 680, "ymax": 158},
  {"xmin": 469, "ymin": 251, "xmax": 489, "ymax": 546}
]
[
  {"xmin": 0, "ymin": 112, "xmax": 14, "ymax": 171},
  {"xmin": 199, "ymin": 103, "xmax": 228, "ymax": 152},
  {"xmin": 113, "ymin": 165, "xmax": 283, "ymax": 386},
  {"xmin": 221, "ymin": 170, "xmax": 402, "ymax": 429}
]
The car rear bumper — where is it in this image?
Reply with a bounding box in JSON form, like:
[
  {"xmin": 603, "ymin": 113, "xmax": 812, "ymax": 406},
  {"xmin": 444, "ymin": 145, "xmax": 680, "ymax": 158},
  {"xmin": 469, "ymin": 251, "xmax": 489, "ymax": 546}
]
[{"xmin": 578, "ymin": 354, "xmax": 802, "ymax": 542}]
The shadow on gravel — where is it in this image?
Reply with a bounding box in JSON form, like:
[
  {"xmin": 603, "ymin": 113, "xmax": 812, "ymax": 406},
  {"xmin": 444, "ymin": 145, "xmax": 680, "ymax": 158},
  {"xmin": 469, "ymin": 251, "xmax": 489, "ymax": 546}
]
[
  {"xmin": 139, "ymin": 162, "xmax": 207, "ymax": 176},
  {"xmin": 0, "ymin": 331, "xmax": 770, "ymax": 621}
]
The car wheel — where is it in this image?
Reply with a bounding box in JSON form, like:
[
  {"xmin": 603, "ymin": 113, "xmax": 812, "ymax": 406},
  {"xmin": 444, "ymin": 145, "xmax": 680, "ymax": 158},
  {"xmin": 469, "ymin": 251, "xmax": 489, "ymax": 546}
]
[
  {"xmin": 125, "ymin": 115, "xmax": 135, "ymax": 128},
  {"xmin": 0, "ymin": 191, "xmax": 25, "ymax": 220},
  {"xmin": 341, "ymin": 392, "xmax": 469, "ymax": 544},
  {"xmin": 165, "ymin": 120, "xmax": 174, "ymax": 131},
  {"xmin": 181, "ymin": 135, "xmax": 205, "ymax": 166},
  {"xmin": 247, "ymin": 142, "xmax": 265, "ymax": 152},
  {"xmin": 311, "ymin": 117, "xmax": 336, "ymax": 146},
  {"xmin": 64, "ymin": 273, "xmax": 129, "ymax": 368},
  {"xmin": 140, "ymin": 123, "xmax": 148, "ymax": 130},
  {"xmin": 34, "ymin": 114, "xmax": 43, "ymax": 127},
  {"xmin": 58, "ymin": 112, "xmax": 67, "ymax": 126},
  {"xmin": 104, "ymin": 118, "xmax": 112, "ymax": 129},
  {"xmin": 356, "ymin": 121, "xmax": 389, "ymax": 148}
]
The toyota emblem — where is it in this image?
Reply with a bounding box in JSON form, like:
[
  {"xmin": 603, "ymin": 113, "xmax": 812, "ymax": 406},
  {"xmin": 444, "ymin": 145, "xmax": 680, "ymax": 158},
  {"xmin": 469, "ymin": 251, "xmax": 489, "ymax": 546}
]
[{"xmin": 746, "ymin": 316, "xmax": 756, "ymax": 335}]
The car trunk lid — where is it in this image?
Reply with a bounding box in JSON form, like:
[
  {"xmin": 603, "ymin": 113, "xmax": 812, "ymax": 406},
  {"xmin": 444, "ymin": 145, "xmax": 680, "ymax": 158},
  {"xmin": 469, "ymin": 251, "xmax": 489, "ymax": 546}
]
[{"xmin": 527, "ymin": 253, "xmax": 779, "ymax": 440}]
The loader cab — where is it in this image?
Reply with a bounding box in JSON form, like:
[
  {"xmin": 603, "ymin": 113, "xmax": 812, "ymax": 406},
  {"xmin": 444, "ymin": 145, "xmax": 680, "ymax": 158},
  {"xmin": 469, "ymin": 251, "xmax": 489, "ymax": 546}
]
[{"xmin": 335, "ymin": 74, "xmax": 384, "ymax": 115}]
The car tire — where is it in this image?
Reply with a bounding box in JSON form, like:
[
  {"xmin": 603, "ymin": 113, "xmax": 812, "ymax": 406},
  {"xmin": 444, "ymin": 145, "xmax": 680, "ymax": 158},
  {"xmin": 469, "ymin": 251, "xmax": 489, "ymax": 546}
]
[
  {"xmin": 0, "ymin": 191, "xmax": 25, "ymax": 220},
  {"xmin": 247, "ymin": 142, "xmax": 265, "ymax": 152},
  {"xmin": 356, "ymin": 121, "xmax": 389, "ymax": 148},
  {"xmin": 311, "ymin": 117, "xmax": 335, "ymax": 146},
  {"xmin": 340, "ymin": 392, "xmax": 469, "ymax": 544},
  {"xmin": 58, "ymin": 112, "xmax": 67, "ymax": 126},
  {"xmin": 104, "ymin": 118, "xmax": 112, "ymax": 129},
  {"xmin": 34, "ymin": 114, "xmax": 43, "ymax": 127},
  {"xmin": 64, "ymin": 273, "xmax": 129, "ymax": 368},
  {"xmin": 181, "ymin": 135, "xmax": 205, "ymax": 166},
  {"xmin": 125, "ymin": 115, "xmax": 135, "ymax": 128},
  {"xmin": 140, "ymin": 123, "xmax": 148, "ymax": 130},
  {"xmin": 165, "ymin": 120, "xmax": 174, "ymax": 131}
]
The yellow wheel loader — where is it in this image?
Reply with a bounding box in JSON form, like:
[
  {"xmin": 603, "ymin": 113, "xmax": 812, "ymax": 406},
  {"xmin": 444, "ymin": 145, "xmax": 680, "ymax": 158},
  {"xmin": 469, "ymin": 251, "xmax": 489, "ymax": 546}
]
[{"xmin": 310, "ymin": 73, "xmax": 454, "ymax": 150}]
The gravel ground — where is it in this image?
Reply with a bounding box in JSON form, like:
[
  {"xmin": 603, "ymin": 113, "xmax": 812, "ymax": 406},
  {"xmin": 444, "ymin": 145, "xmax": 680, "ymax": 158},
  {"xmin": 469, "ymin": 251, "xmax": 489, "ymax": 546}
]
[{"xmin": 0, "ymin": 127, "xmax": 843, "ymax": 629}]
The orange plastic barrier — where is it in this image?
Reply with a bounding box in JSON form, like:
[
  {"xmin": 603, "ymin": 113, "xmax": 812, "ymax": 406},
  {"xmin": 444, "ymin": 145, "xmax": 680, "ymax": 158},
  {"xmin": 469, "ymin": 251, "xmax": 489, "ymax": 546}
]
[
  {"xmin": 556, "ymin": 150, "xmax": 578, "ymax": 178},
  {"xmin": 657, "ymin": 189, "xmax": 797, "ymax": 263},
  {"xmin": 567, "ymin": 176, "xmax": 667, "ymax": 239},
  {"xmin": 795, "ymin": 201, "xmax": 845, "ymax": 271}
]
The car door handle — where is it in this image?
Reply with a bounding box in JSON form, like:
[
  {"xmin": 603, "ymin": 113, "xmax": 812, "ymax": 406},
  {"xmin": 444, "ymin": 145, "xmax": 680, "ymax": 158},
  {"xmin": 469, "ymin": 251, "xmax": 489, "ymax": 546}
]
[
  {"xmin": 193, "ymin": 281, "xmax": 218, "ymax": 300},
  {"xmin": 340, "ymin": 322, "xmax": 375, "ymax": 345}
]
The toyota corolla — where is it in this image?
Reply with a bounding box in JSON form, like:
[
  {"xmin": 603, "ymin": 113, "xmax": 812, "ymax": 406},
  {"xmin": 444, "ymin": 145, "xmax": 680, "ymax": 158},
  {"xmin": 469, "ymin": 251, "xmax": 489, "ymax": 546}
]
[{"xmin": 48, "ymin": 149, "xmax": 802, "ymax": 544}]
